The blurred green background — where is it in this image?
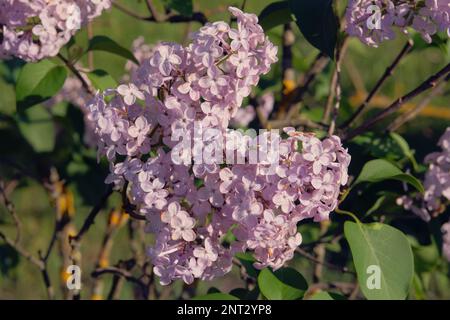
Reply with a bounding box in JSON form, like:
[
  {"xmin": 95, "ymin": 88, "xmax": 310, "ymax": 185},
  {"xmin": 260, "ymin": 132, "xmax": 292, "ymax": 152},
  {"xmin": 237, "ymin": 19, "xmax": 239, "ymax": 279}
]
[{"xmin": 0, "ymin": 0, "xmax": 449, "ymax": 299}]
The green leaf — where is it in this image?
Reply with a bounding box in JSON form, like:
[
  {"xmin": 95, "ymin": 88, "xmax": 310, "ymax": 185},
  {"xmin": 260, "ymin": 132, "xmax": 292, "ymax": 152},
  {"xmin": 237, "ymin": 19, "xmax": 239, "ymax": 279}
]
[
  {"xmin": 87, "ymin": 36, "xmax": 139, "ymax": 65},
  {"xmin": 162, "ymin": 0, "xmax": 193, "ymax": 17},
  {"xmin": 344, "ymin": 221, "xmax": 414, "ymax": 300},
  {"xmin": 354, "ymin": 159, "xmax": 424, "ymax": 193},
  {"xmin": 17, "ymin": 104, "xmax": 55, "ymax": 153},
  {"xmin": 16, "ymin": 60, "xmax": 67, "ymax": 112},
  {"xmin": 259, "ymin": 1, "xmax": 294, "ymax": 31},
  {"xmin": 258, "ymin": 267, "xmax": 308, "ymax": 300},
  {"xmin": 86, "ymin": 69, "xmax": 117, "ymax": 91},
  {"xmin": 288, "ymin": 0, "xmax": 338, "ymax": 58},
  {"xmin": 192, "ymin": 293, "xmax": 239, "ymax": 300}
]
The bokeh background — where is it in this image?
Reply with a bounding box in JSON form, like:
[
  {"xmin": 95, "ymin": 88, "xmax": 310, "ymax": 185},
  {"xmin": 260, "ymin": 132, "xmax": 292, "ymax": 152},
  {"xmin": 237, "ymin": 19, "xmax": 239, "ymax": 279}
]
[{"xmin": 0, "ymin": 0, "xmax": 449, "ymax": 299}]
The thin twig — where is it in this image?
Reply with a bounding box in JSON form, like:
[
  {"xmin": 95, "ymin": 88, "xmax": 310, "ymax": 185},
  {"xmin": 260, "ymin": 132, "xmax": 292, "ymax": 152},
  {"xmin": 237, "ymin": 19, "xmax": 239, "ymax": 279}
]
[
  {"xmin": 328, "ymin": 39, "xmax": 349, "ymax": 135},
  {"xmin": 341, "ymin": 40, "xmax": 414, "ymax": 128},
  {"xmin": 0, "ymin": 232, "xmax": 44, "ymax": 269},
  {"xmin": 0, "ymin": 181, "xmax": 21, "ymax": 244},
  {"xmin": 113, "ymin": 1, "xmax": 207, "ymax": 25},
  {"xmin": 92, "ymin": 265, "xmax": 149, "ymax": 298},
  {"xmin": 323, "ymin": 36, "xmax": 349, "ymax": 125},
  {"xmin": 71, "ymin": 185, "xmax": 114, "ymax": 243},
  {"xmin": 0, "ymin": 231, "xmax": 55, "ymax": 299},
  {"xmin": 343, "ymin": 62, "xmax": 450, "ymax": 141}
]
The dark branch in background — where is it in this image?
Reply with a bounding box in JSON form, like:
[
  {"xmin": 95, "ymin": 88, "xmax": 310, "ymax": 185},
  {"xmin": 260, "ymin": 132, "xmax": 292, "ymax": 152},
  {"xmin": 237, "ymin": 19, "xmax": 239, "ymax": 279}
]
[
  {"xmin": 57, "ymin": 53, "xmax": 95, "ymax": 95},
  {"xmin": 341, "ymin": 39, "xmax": 414, "ymax": 129},
  {"xmin": 295, "ymin": 247, "xmax": 355, "ymax": 275},
  {"xmin": 70, "ymin": 185, "xmax": 114, "ymax": 243},
  {"xmin": 343, "ymin": 62, "xmax": 450, "ymax": 141},
  {"xmin": 322, "ymin": 36, "xmax": 349, "ymax": 126},
  {"xmin": 92, "ymin": 259, "xmax": 149, "ymax": 299},
  {"xmin": 0, "ymin": 181, "xmax": 21, "ymax": 244},
  {"xmin": 0, "ymin": 194, "xmax": 55, "ymax": 299},
  {"xmin": 274, "ymin": 23, "xmax": 295, "ymax": 120},
  {"xmin": 328, "ymin": 38, "xmax": 349, "ymax": 135},
  {"xmin": 113, "ymin": 1, "xmax": 208, "ymax": 25},
  {"xmin": 388, "ymin": 73, "xmax": 450, "ymax": 132},
  {"xmin": 91, "ymin": 209, "xmax": 127, "ymax": 299},
  {"xmin": 0, "ymin": 176, "xmax": 66, "ymax": 299},
  {"xmin": 67, "ymin": 184, "xmax": 113, "ymax": 299}
]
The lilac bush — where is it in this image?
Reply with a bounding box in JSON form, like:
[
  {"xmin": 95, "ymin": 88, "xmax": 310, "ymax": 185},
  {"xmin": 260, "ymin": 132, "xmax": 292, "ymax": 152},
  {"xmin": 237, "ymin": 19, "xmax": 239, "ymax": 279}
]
[
  {"xmin": 0, "ymin": 0, "xmax": 111, "ymax": 61},
  {"xmin": 84, "ymin": 7, "xmax": 351, "ymax": 284}
]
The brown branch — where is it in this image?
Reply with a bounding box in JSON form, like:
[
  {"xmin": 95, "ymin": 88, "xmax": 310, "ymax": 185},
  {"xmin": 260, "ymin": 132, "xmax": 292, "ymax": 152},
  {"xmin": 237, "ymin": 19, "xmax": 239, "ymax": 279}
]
[
  {"xmin": 71, "ymin": 185, "xmax": 114, "ymax": 243},
  {"xmin": 0, "ymin": 232, "xmax": 44, "ymax": 269},
  {"xmin": 0, "ymin": 231, "xmax": 55, "ymax": 298},
  {"xmin": 144, "ymin": 0, "xmax": 162, "ymax": 21},
  {"xmin": 327, "ymin": 39, "xmax": 349, "ymax": 135},
  {"xmin": 92, "ymin": 264, "xmax": 149, "ymax": 298},
  {"xmin": 57, "ymin": 53, "xmax": 95, "ymax": 95},
  {"xmin": 343, "ymin": 62, "xmax": 450, "ymax": 141},
  {"xmin": 0, "ymin": 181, "xmax": 21, "ymax": 244},
  {"xmin": 289, "ymin": 54, "xmax": 329, "ymax": 106},
  {"xmin": 275, "ymin": 23, "xmax": 295, "ymax": 120},
  {"xmin": 341, "ymin": 40, "xmax": 414, "ymax": 129},
  {"xmin": 267, "ymin": 117, "xmax": 326, "ymax": 131},
  {"xmin": 91, "ymin": 209, "xmax": 127, "ymax": 299},
  {"xmin": 322, "ymin": 36, "xmax": 349, "ymax": 125},
  {"xmin": 274, "ymin": 53, "xmax": 329, "ymax": 122},
  {"xmin": 113, "ymin": 1, "xmax": 207, "ymax": 25}
]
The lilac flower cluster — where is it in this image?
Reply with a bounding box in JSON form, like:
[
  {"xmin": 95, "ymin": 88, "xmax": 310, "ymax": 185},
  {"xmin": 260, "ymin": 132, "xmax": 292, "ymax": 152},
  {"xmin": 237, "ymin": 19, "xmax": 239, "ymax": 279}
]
[
  {"xmin": 397, "ymin": 127, "xmax": 450, "ymax": 262},
  {"xmin": 85, "ymin": 7, "xmax": 351, "ymax": 285},
  {"xmin": 0, "ymin": 0, "xmax": 111, "ymax": 61},
  {"xmin": 346, "ymin": 0, "xmax": 450, "ymax": 46}
]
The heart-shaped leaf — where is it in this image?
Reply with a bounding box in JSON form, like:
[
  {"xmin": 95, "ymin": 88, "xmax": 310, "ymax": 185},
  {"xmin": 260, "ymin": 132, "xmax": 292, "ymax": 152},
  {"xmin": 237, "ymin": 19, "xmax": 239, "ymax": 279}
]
[
  {"xmin": 354, "ymin": 159, "xmax": 424, "ymax": 193},
  {"xmin": 87, "ymin": 69, "xmax": 117, "ymax": 91},
  {"xmin": 17, "ymin": 104, "xmax": 55, "ymax": 153},
  {"xmin": 258, "ymin": 267, "xmax": 308, "ymax": 300},
  {"xmin": 344, "ymin": 221, "xmax": 414, "ymax": 300}
]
